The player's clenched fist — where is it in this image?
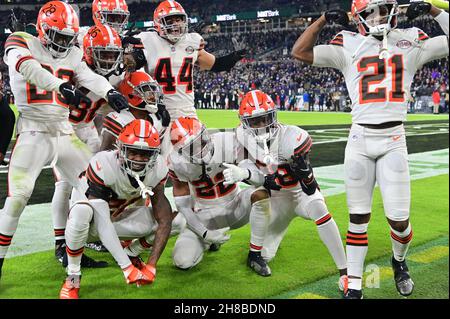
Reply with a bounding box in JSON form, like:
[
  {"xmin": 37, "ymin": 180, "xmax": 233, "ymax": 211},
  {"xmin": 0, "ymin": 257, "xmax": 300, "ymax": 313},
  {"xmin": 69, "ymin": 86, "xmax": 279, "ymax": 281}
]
[
  {"xmin": 406, "ymin": 1, "xmax": 432, "ymax": 20},
  {"xmin": 59, "ymin": 82, "xmax": 91, "ymax": 109},
  {"xmin": 324, "ymin": 9, "xmax": 350, "ymax": 26},
  {"xmin": 107, "ymin": 89, "xmax": 129, "ymax": 113}
]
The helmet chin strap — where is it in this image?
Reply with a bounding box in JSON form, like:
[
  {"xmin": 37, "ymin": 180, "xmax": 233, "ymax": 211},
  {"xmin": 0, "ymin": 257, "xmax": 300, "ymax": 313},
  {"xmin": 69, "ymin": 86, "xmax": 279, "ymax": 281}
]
[
  {"xmin": 379, "ymin": 28, "xmax": 390, "ymax": 59},
  {"xmin": 132, "ymin": 172, "xmax": 154, "ymax": 205}
]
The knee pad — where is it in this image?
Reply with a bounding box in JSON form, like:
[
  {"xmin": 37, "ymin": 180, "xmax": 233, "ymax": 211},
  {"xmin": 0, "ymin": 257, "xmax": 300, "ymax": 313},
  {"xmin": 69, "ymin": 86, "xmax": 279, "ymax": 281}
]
[
  {"xmin": 304, "ymin": 199, "xmax": 329, "ymax": 221},
  {"xmin": 384, "ymin": 152, "xmax": 408, "ymax": 173},
  {"xmin": 346, "ymin": 160, "xmax": 366, "ymax": 181},
  {"xmin": 68, "ymin": 203, "xmax": 93, "ymax": 231},
  {"xmin": 170, "ymin": 212, "xmax": 187, "ymax": 237},
  {"xmin": 54, "ymin": 181, "xmax": 72, "ymax": 195}
]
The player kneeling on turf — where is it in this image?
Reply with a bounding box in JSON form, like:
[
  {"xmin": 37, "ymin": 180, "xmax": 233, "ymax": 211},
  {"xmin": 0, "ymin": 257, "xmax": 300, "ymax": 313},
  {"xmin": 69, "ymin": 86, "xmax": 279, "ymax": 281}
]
[
  {"xmin": 222, "ymin": 90, "xmax": 348, "ymax": 291},
  {"xmin": 168, "ymin": 117, "xmax": 272, "ymax": 276},
  {"xmin": 60, "ymin": 120, "xmax": 185, "ymax": 299}
]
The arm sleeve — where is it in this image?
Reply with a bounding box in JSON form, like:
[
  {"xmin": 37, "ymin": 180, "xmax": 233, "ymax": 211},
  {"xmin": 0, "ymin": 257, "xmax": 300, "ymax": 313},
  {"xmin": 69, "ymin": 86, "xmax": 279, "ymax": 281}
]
[
  {"xmin": 434, "ymin": 11, "xmax": 449, "ymax": 37},
  {"xmin": 174, "ymin": 195, "xmax": 208, "ymax": 238},
  {"xmin": 74, "ymin": 61, "xmax": 114, "ymax": 99},
  {"xmin": 312, "ymin": 33, "xmax": 347, "ymax": 69},
  {"xmin": 7, "ymin": 48, "xmax": 64, "ymax": 91},
  {"xmin": 415, "ymin": 35, "xmax": 449, "ymax": 68}
]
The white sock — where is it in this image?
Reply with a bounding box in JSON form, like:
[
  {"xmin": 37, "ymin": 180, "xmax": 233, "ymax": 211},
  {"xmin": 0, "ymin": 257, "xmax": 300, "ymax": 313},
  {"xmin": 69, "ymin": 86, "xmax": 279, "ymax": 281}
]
[
  {"xmin": 125, "ymin": 237, "xmax": 153, "ymax": 257},
  {"xmin": 249, "ymin": 198, "xmax": 270, "ymax": 252},
  {"xmin": 346, "ymin": 222, "xmax": 369, "ymax": 290},
  {"xmin": 0, "ymin": 196, "xmax": 27, "ymax": 258},
  {"xmin": 315, "ymin": 214, "xmax": 347, "ymax": 270},
  {"xmin": 51, "ymin": 181, "xmax": 72, "ymax": 242},
  {"xmin": 390, "ymin": 223, "xmax": 413, "ymax": 262}
]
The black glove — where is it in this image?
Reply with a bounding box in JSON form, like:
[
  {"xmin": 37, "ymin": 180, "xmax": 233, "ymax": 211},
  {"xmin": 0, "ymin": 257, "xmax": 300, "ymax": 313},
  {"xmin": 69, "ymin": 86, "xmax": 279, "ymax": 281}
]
[
  {"xmin": 263, "ymin": 172, "xmax": 282, "ymax": 194},
  {"xmin": 106, "ymin": 89, "xmax": 129, "ymax": 113},
  {"xmin": 156, "ymin": 103, "xmax": 171, "ymax": 127},
  {"xmin": 190, "ymin": 20, "xmax": 207, "ymax": 34},
  {"xmin": 324, "ymin": 9, "xmax": 350, "ymax": 26},
  {"xmin": 299, "ymin": 176, "xmax": 319, "ymax": 196},
  {"xmin": 233, "ymin": 49, "xmax": 247, "ymax": 61},
  {"xmin": 406, "ymin": 1, "xmax": 432, "ymax": 21},
  {"xmin": 59, "ymin": 82, "xmax": 91, "ymax": 109},
  {"xmin": 290, "ymin": 154, "xmax": 313, "ymax": 181}
]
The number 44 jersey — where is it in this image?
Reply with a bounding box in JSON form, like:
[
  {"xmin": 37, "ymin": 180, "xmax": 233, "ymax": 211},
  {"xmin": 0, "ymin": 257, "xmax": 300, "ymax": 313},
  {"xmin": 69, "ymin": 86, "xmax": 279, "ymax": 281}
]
[
  {"xmin": 313, "ymin": 26, "xmax": 448, "ymax": 124},
  {"xmin": 136, "ymin": 31, "xmax": 203, "ymax": 120}
]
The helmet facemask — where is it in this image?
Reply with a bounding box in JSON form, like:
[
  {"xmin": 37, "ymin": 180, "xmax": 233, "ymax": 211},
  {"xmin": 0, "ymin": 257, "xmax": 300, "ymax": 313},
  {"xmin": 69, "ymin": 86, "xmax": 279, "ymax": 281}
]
[
  {"xmin": 42, "ymin": 25, "xmax": 78, "ymax": 58},
  {"xmin": 356, "ymin": 0, "xmax": 398, "ymax": 36},
  {"xmin": 91, "ymin": 46, "xmax": 123, "ymax": 76},
  {"xmin": 158, "ymin": 14, "xmax": 188, "ymax": 43},
  {"xmin": 118, "ymin": 143, "xmax": 160, "ymax": 177},
  {"xmin": 179, "ymin": 127, "xmax": 214, "ymax": 164},
  {"xmin": 129, "ymin": 80, "xmax": 163, "ymax": 113},
  {"xmin": 241, "ymin": 109, "xmax": 279, "ymax": 142},
  {"xmin": 98, "ymin": 10, "xmax": 130, "ymax": 34}
]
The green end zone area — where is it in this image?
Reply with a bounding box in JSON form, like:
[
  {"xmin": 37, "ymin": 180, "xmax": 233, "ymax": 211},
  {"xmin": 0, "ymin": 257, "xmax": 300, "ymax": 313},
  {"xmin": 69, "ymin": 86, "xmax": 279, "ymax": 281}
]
[{"xmin": 0, "ymin": 174, "xmax": 447, "ymax": 299}]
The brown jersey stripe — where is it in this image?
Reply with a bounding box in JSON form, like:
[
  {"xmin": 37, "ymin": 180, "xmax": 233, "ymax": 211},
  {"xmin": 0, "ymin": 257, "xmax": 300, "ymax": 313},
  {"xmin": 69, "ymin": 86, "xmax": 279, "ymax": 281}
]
[
  {"xmin": 104, "ymin": 116, "xmax": 123, "ymax": 130},
  {"xmin": 15, "ymin": 55, "xmax": 34, "ymax": 72},
  {"xmin": 104, "ymin": 118, "xmax": 123, "ymax": 134},
  {"xmin": 103, "ymin": 121, "xmax": 122, "ymax": 136},
  {"xmin": 294, "ymin": 136, "xmax": 312, "ymax": 155},
  {"xmin": 86, "ymin": 164, "xmax": 105, "ymax": 186}
]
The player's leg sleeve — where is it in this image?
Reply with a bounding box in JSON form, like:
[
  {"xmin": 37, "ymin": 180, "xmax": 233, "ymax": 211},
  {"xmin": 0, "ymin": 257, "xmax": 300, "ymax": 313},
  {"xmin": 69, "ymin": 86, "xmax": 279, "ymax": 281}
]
[
  {"xmin": 51, "ymin": 179, "xmax": 72, "ymax": 241},
  {"xmin": 302, "ymin": 196, "xmax": 347, "ymax": 270},
  {"xmin": 261, "ymin": 196, "xmax": 295, "ymax": 262},
  {"xmin": 90, "ymin": 199, "xmax": 131, "ymax": 270},
  {"xmin": 65, "ymin": 202, "xmax": 94, "ymax": 275},
  {"xmin": 0, "ymin": 132, "xmax": 53, "ymax": 257},
  {"xmin": 172, "ymin": 228, "xmax": 206, "ymax": 270},
  {"xmin": 249, "ymin": 197, "xmax": 271, "ymax": 252}
]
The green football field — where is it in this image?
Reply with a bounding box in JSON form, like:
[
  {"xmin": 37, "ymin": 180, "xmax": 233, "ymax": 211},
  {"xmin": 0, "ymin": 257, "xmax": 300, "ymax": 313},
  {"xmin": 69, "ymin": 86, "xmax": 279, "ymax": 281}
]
[{"xmin": 0, "ymin": 109, "xmax": 448, "ymax": 299}]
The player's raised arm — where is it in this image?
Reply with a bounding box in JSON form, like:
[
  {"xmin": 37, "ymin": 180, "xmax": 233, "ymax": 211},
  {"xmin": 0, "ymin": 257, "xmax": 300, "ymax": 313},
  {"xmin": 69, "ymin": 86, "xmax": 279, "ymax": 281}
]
[
  {"xmin": 291, "ymin": 10, "xmax": 350, "ymax": 68},
  {"xmin": 197, "ymin": 47, "xmax": 247, "ymax": 72},
  {"xmin": 407, "ymin": 1, "xmax": 449, "ymax": 36},
  {"xmin": 147, "ymin": 183, "xmax": 173, "ymax": 267}
]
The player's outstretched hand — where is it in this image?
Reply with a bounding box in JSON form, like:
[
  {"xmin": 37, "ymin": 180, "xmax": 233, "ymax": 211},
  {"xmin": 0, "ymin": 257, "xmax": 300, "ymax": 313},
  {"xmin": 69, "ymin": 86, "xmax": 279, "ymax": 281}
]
[
  {"xmin": 223, "ymin": 163, "xmax": 250, "ymax": 185},
  {"xmin": 406, "ymin": 1, "xmax": 432, "ymax": 20},
  {"xmin": 203, "ymin": 227, "xmax": 231, "ymax": 245},
  {"xmin": 156, "ymin": 104, "xmax": 171, "ymax": 127},
  {"xmin": 324, "ymin": 9, "xmax": 350, "ymax": 26},
  {"xmin": 107, "ymin": 89, "xmax": 129, "ymax": 113},
  {"xmin": 59, "ymin": 82, "xmax": 91, "ymax": 109}
]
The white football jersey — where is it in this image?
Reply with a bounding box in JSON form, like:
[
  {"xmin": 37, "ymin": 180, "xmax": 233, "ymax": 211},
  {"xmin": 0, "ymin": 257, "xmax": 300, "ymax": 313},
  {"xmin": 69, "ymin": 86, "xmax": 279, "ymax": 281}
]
[
  {"xmin": 313, "ymin": 28, "xmax": 449, "ymax": 124},
  {"xmin": 235, "ymin": 124, "xmax": 313, "ymax": 193},
  {"xmin": 136, "ymin": 31, "xmax": 203, "ymax": 120},
  {"xmin": 4, "ymin": 31, "xmax": 113, "ymax": 131},
  {"xmin": 168, "ymin": 132, "xmax": 239, "ymax": 208},
  {"xmin": 80, "ymin": 150, "xmax": 168, "ymax": 202}
]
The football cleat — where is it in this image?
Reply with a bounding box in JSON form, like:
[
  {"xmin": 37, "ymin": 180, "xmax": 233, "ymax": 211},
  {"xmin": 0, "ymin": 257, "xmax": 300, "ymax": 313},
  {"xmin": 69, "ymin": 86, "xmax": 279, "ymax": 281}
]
[
  {"xmin": 208, "ymin": 243, "xmax": 221, "ymax": 252},
  {"xmin": 343, "ymin": 288, "xmax": 363, "ymax": 299},
  {"xmin": 62, "ymin": 252, "xmax": 109, "ymax": 268},
  {"xmin": 55, "ymin": 242, "xmax": 66, "ymax": 264},
  {"xmin": 247, "ymin": 251, "xmax": 271, "ymax": 277},
  {"xmin": 85, "ymin": 241, "xmax": 109, "ymax": 252},
  {"xmin": 391, "ymin": 256, "xmax": 415, "ymax": 297},
  {"xmin": 59, "ymin": 274, "xmax": 81, "ymax": 299},
  {"xmin": 339, "ymin": 275, "xmax": 349, "ymax": 293}
]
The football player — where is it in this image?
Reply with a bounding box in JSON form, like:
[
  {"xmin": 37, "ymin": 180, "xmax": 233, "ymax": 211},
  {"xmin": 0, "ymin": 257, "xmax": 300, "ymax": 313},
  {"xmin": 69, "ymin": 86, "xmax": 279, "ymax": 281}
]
[
  {"xmin": 52, "ymin": 23, "xmax": 125, "ymax": 265},
  {"xmin": 60, "ymin": 119, "xmax": 185, "ymax": 299},
  {"xmin": 291, "ymin": 0, "xmax": 448, "ymax": 298},
  {"xmin": 222, "ymin": 90, "xmax": 348, "ymax": 290},
  {"xmin": 0, "ymin": 0, "xmax": 130, "ymax": 279},
  {"xmin": 168, "ymin": 117, "xmax": 272, "ymax": 276},
  {"xmin": 101, "ymin": 70, "xmax": 171, "ymax": 153},
  {"xmin": 92, "ymin": 0, "xmax": 130, "ymax": 36},
  {"xmin": 124, "ymin": 0, "xmax": 246, "ymax": 120}
]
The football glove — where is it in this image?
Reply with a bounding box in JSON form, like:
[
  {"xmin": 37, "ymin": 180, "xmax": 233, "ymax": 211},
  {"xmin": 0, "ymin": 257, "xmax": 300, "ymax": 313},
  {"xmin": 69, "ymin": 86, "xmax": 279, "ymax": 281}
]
[
  {"xmin": 138, "ymin": 264, "xmax": 156, "ymax": 285},
  {"xmin": 106, "ymin": 89, "xmax": 129, "ymax": 113},
  {"xmin": 324, "ymin": 9, "xmax": 350, "ymax": 26},
  {"xmin": 290, "ymin": 154, "xmax": 313, "ymax": 181},
  {"xmin": 156, "ymin": 104, "xmax": 171, "ymax": 127},
  {"xmin": 59, "ymin": 82, "xmax": 91, "ymax": 109},
  {"xmin": 123, "ymin": 264, "xmax": 145, "ymax": 285},
  {"xmin": 203, "ymin": 227, "xmax": 231, "ymax": 245},
  {"xmin": 263, "ymin": 172, "xmax": 282, "ymax": 193},
  {"xmin": 406, "ymin": 1, "xmax": 432, "ymax": 20},
  {"xmin": 222, "ymin": 163, "xmax": 250, "ymax": 185}
]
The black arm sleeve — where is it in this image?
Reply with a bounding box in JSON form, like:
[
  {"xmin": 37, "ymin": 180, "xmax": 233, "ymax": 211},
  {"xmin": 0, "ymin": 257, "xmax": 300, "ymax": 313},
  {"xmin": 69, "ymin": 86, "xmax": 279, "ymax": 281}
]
[
  {"xmin": 85, "ymin": 180, "xmax": 113, "ymax": 202},
  {"xmin": 210, "ymin": 50, "xmax": 246, "ymax": 73},
  {"xmin": 0, "ymin": 96, "xmax": 16, "ymax": 155}
]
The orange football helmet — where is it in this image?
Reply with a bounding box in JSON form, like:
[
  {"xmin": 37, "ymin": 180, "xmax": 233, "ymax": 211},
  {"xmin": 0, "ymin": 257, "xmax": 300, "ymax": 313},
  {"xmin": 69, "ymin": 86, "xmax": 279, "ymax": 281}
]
[
  {"xmin": 83, "ymin": 24, "xmax": 123, "ymax": 76},
  {"xmin": 153, "ymin": 0, "xmax": 188, "ymax": 43},
  {"xmin": 239, "ymin": 90, "xmax": 279, "ymax": 141},
  {"xmin": 36, "ymin": 1, "xmax": 79, "ymax": 58},
  {"xmin": 351, "ymin": 0, "xmax": 399, "ymax": 36},
  {"xmin": 118, "ymin": 71, "xmax": 162, "ymax": 113},
  {"xmin": 117, "ymin": 119, "xmax": 161, "ymax": 177},
  {"xmin": 170, "ymin": 117, "xmax": 214, "ymax": 164},
  {"xmin": 92, "ymin": 0, "xmax": 130, "ymax": 34}
]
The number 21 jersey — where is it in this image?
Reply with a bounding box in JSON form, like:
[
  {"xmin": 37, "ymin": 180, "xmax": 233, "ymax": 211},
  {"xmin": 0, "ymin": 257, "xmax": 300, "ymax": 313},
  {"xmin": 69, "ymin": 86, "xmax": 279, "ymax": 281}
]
[{"xmin": 313, "ymin": 28, "xmax": 448, "ymax": 124}]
